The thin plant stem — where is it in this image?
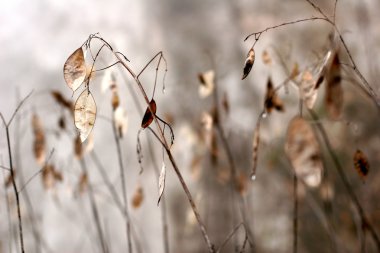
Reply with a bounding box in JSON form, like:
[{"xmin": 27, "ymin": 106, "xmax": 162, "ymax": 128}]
[
  {"xmin": 111, "ymin": 113, "xmax": 133, "ymax": 253},
  {"xmin": 0, "ymin": 92, "xmax": 33, "ymax": 253},
  {"xmin": 216, "ymin": 222, "xmax": 244, "ymax": 253},
  {"xmin": 293, "ymin": 174, "xmax": 298, "ymax": 253},
  {"xmin": 79, "ymin": 158, "xmax": 108, "ymax": 253}
]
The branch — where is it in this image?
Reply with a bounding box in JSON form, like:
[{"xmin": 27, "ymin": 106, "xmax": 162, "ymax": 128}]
[{"xmin": 87, "ymin": 34, "xmax": 215, "ymax": 252}]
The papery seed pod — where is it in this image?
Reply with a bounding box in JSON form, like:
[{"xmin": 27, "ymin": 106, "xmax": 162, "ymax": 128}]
[
  {"xmin": 325, "ymin": 53, "xmax": 343, "ymax": 120},
  {"xmin": 285, "ymin": 116, "xmax": 323, "ymax": 188},
  {"xmin": 353, "ymin": 149, "xmax": 369, "ymax": 180},
  {"xmin": 198, "ymin": 70, "xmax": 215, "ymax": 98},
  {"xmin": 132, "ymin": 185, "xmax": 144, "ymax": 209},
  {"xmin": 242, "ymin": 48, "xmax": 255, "ymax": 80},
  {"xmin": 63, "ymin": 47, "xmax": 87, "ymax": 92},
  {"xmin": 74, "ymin": 90, "xmax": 97, "ymax": 142},
  {"xmin": 141, "ymin": 99, "xmax": 157, "ymax": 129}
]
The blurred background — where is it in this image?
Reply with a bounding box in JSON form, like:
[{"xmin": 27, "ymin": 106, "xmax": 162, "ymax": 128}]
[{"xmin": 1, "ymin": 0, "xmax": 380, "ymax": 252}]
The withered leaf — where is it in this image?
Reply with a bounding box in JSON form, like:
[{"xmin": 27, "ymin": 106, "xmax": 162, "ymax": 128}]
[
  {"xmin": 141, "ymin": 99, "xmax": 157, "ymax": 129},
  {"xmin": 299, "ymin": 70, "xmax": 318, "ymax": 109},
  {"xmin": 353, "ymin": 149, "xmax": 369, "ymax": 180},
  {"xmin": 325, "ymin": 53, "xmax": 343, "ymax": 120},
  {"xmin": 63, "ymin": 47, "xmax": 87, "ymax": 92},
  {"xmin": 74, "ymin": 90, "xmax": 97, "ymax": 142},
  {"xmin": 198, "ymin": 70, "xmax": 215, "ymax": 98},
  {"xmin": 132, "ymin": 185, "xmax": 144, "ymax": 209},
  {"xmin": 242, "ymin": 48, "xmax": 255, "ymax": 80},
  {"xmin": 285, "ymin": 117, "xmax": 323, "ymax": 188},
  {"xmin": 32, "ymin": 114, "xmax": 46, "ymax": 165},
  {"xmin": 264, "ymin": 78, "xmax": 284, "ymax": 113},
  {"xmin": 157, "ymin": 162, "xmax": 166, "ymax": 205}
]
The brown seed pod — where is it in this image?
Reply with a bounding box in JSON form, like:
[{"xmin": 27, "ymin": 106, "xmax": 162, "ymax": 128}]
[{"xmin": 242, "ymin": 48, "xmax": 255, "ymax": 80}]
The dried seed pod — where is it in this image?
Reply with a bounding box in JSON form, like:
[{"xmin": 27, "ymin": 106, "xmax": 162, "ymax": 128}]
[
  {"xmin": 222, "ymin": 92, "xmax": 230, "ymax": 114},
  {"xmin": 251, "ymin": 120, "xmax": 261, "ymax": 181},
  {"xmin": 325, "ymin": 53, "xmax": 343, "ymax": 120},
  {"xmin": 141, "ymin": 99, "xmax": 157, "ymax": 129},
  {"xmin": 132, "ymin": 185, "xmax": 144, "ymax": 209},
  {"xmin": 242, "ymin": 48, "xmax": 255, "ymax": 80},
  {"xmin": 74, "ymin": 90, "xmax": 97, "ymax": 142},
  {"xmin": 290, "ymin": 63, "xmax": 299, "ymax": 80},
  {"xmin": 114, "ymin": 107, "xmax": 128, "ymax": 138},
  {"xmin": 32, "ymin": 114, "xmax": 46, "ymax": 165},
  {"xmin": 285, "ymin": 116, "xmax": 323, "ymax": 188},
  {"xmin": 235, "ymin": 172, "xmax": 248, "ymax": 196},
  {"xmin": 262, "ymin": 50, "xmax": 272, "ymax": 65},
  {"xmin": 51, "ymin": 91, "xmax": 73, "ymax": 110},
  {"xmin": 264, "ymin": 78, "xmax": 284, "ymax": 113},
  {"xmin": 63, "ymin": 47, "xmax": 87, "ymax": 92},
  {"xmin": 157, "ymin": 162, "xmax": 166, "ymax": 205},
  {"xmin": 198, "ymin": 70, "xmax": 215, "ymax": 98},
  {"xmin": 353, "ymin": 149, "xmax": 369, "ymax": 180},
  {"xmin": 41, "ymin": 164, "xmax": 62, "ymax": 189},
  {"xmin": 74, "ymin": 135, "xmax": 83, "ymax": 159},
  {"xmin": 300, "ymin": 70, "xmax": 318, "ymax": 109},
  {"xmin": 111, "ymin": 91, "xmax": 120, "ymax": 111},
  {"xmin": 78, "ymin": 172, "xmax": 88, "ymax": 194}
]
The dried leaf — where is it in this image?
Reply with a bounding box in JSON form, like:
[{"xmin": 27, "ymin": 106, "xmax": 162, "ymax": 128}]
[
  {"xmin": 32, "ymin": 114, "xmax": 46, "ymax": 165},
  {"xmin": 114, "ymin": 107, "xmax": 128, "ymax": 138},
  {"xmin": 132, "ymin": 185, "xmax": 144, "ymax": 209},
  {"xmin": 198, "ymin": 70, "xmax": 215, "ymax": 98},
  {"xmin": 251, "ymin": 120, "xmax": 261, "ymax": 181},
  {"xmin": 157, "ymin": 162, "xmax": 166, "ymax": 205},
  {"xmin": 299, "ymin": 70, "xmax": 318, "ymax": 109},
  {"xmin": 63, "ymin": 47, "xmax": 87, "ymax": 92},
  {"xmin": 353, "ymin": 149, "xmax": 369, "ymax": 180},
  {"xmin": 141, "ymin": 99, "xmax": 157, "ymax": 129},
  {"xmin": 264, "ymin": 78, "xmax": 284, "ymax": 113},
  {"xmin": 325, "ymin": 53, "xmax": 343, "ymax": 120},
  {"xmin": 262, "ymin": 50, "xmax": 272, "ymax": 65},
  {"xmin": 74, "ymin": 90, "xmax": 97, "ymax": 142},
  {"xmin": 242, "ymin": 48, "xmax": 255, "ymax": 80},
  {"xmin": 285, "ymin": 117, "xmax": 323, "ymax": 188}
]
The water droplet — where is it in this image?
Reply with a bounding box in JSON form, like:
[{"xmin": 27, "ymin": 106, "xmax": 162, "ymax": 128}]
[
  {"xmin": 261, "ymin": 112, "xmax": 267, "ymax": 119},
  {"xmin": 251, "ymin": 174, "xmax": 256, "ymax": 181},
  {"xmin": 162, "ymin": 86, "xmax": 166, "ymax": 94}
]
